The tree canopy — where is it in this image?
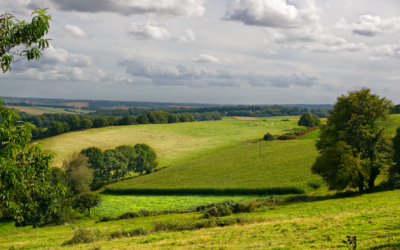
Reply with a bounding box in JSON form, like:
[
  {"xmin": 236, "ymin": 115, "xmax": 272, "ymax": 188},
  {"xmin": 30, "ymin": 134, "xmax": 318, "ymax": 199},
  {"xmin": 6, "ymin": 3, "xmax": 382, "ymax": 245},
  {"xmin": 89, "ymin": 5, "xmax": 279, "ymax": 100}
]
[
  {"xmin": 312, "ymin": 88, "xmax": 393, "ymax": 192},
  {"xmin": 1, "ymin": 8, "xmax": 52, "ymax": 72}
]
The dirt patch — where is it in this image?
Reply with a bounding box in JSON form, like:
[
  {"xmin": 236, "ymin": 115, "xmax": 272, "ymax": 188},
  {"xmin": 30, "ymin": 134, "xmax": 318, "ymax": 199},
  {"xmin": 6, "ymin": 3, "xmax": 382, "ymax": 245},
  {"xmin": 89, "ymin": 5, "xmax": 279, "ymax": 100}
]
[
  {"xmin": 5, "ymin": 105, "xmax": 44, "ymax": 115},
  {"xmin": 65, "ymin": 102, "xmax": 89, "ymax": 108},
  {"xmin": 232, "ymin": 116, "xmax": 259, "ymax": 121}
]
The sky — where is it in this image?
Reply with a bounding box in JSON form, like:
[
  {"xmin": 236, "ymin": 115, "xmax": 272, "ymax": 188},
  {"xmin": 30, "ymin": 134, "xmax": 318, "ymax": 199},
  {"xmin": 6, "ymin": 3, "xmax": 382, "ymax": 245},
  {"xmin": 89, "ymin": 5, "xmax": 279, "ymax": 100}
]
[{"xmin": 1, "ymin": 0, "xmax": 400, "ymax": 105}]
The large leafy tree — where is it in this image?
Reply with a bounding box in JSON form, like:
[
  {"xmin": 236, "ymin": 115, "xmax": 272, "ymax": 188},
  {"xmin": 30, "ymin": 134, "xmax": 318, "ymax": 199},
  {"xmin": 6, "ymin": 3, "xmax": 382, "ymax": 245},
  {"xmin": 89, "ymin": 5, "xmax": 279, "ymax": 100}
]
[
  {"xmin": 1, "ymin": 8, "xmax": 52, "ymax": 72},
  {"xmin": 0, "ymin": 100, "xmax": 66, "ymax": 222},
  {"xmin": 312, "ymin": 88, "xmax": 393, "ymax": 192}
]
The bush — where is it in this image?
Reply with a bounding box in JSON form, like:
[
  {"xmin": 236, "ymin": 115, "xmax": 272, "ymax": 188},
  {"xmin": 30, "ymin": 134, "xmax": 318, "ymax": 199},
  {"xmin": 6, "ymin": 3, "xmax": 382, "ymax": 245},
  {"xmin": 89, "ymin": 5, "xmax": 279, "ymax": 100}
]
[
  {"xmin": 62, "ymin": 227, "xmax": 107, "ymax": 246},
  {"xmin": 263, "ymin": 133, "xmax": 275, "ymax": 141},
  {"xmin": 119, "ymin": 211, "xmax": 140, "ymax": 219},
  {"xmin": 298, "ymin": 113, "xmax": 320, "ymax": 128},
  {"xmin": 72, "ymin": 193, "xmax": 102, "ymax": 215},
  {"xmin": 307, "ymin": 181, "xmax": 322, "ymax": 190}
]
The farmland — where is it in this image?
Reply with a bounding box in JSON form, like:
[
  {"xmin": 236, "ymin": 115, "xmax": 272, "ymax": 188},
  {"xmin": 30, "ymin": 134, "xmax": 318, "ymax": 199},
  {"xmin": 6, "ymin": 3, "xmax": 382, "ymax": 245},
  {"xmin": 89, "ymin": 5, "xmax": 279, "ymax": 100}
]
[
  {"xmin": 106, "ymin": 140, "xmax": 320, "ymax": 195},
  {"xmin": 6, "ymin": 105, "xmax": 93, "ymax": 115},
  {"xmin": 39, "ymin": 120, "xmax": 300, "ymax": 167},
  {"xmin": 2, "ymin": 189, "xmax": 400, "ymax": 249}
]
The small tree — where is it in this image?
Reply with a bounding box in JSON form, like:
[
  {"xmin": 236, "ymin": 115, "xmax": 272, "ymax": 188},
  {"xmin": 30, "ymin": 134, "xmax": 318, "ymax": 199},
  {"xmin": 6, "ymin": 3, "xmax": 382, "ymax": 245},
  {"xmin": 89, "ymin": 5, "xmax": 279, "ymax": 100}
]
[
  {"xmin": 68, "ymin": 115, "xmax": 81, "ymax": 130},
  {"xmin": 263, "ymin": 133, "xmax": 275, "ymax": 141},
  {"xmin": 133, "ymin": 144, "xmax": 158, "ymax": 174},
  {"xmin": 392, "ymin": 127, "xmax": 400, "ymax": 175},
  {"xmin": 137, "ymin": 114, "xmax": 149, "ymax": 124},
  {"xmin": 298, "ymin": 113, "xmax": 320, "ymax": 127},
  {"xmin": 63, "ymin": 154, "xmax": 93, "ymax": 195},
  {"xmin": 81, "ymin": 118, "xmax": 93, "ymax": 129},
  {"xmin": 120, "ymin": 115, "xmax": 137, "ymax": 125},
  {"xmin": 72, "ymin": 193, "xmax": 102, "ymax": 215}
]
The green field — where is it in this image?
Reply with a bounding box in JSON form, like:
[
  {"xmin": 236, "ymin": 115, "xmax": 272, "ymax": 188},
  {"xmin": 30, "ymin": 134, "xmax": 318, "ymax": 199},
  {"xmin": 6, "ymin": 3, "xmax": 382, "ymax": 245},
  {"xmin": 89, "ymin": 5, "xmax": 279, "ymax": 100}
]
[
  {"xmin": 38, "ymin": 120, "xmax": 300, "ymax": 167},
  {"xmin": 298, "ymin": 129, "xmax": 321, "ymax": 140},
  {"xmin": 2, "ymin": 189, "xmax": 400, "ymax": 249},
  {"xmin": 94, "ymin": 194, "xmax": 258, "ymax": 217},
  {"xmin": 105, "ymin": 140, "xmax": 320, "ymax": 194},
  {"xmin": 255, "ymin": 116, "xmax": 301, "ymax": 120}
]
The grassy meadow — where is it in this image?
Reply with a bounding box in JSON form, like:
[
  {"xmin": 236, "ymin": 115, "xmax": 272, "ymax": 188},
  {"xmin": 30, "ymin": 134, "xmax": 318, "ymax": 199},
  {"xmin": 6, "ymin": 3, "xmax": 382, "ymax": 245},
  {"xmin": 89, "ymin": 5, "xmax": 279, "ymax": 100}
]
[
  {"xmin": 2, "ymin": 189, "xmax": 400, "ymax": 249},
  {"xmin": 105, "ymin": 140, "xmax": 320, "ymax": 195},
  {"xmin": 38, "ymin": 120, "xmax": 300, "ymax": 167},
  {"xmin": 94, "ymin": 194, "xmax": 258, "ymax": 217}
]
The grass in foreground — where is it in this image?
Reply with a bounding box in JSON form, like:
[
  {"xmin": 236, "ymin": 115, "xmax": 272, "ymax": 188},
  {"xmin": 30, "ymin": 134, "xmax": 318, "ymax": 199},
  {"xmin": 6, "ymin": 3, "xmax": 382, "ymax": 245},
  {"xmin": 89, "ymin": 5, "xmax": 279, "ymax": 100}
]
[
  {"xmin": 2, "ymin": 190, "xmax": 400, "ymax": 249},
  {"xmin": 105, "ymin": 140, "xmax": 320, "ymax": 195},
  {"xmin": 38, "ymin": 120, "xmax": 300, "ymax": 167}
]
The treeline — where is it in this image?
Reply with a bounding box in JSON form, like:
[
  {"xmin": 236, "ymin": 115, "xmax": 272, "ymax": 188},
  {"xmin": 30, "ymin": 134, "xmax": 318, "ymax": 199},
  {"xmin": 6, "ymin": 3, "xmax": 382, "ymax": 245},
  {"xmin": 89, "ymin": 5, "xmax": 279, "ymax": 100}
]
[
  {"xmin": 87, "ymin": 105, "xmax": 330, "ymax": 118},
  {"xmin": 28, "ymin": 111, "xmax": 197, "ymax": 139}
]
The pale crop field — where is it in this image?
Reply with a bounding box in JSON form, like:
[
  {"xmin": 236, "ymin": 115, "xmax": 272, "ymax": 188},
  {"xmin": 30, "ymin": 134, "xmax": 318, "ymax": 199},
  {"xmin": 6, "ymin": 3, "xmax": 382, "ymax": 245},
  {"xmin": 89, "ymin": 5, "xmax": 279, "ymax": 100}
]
[
  {"xmin": 38, "ymin": 120, "xmax": 300, "ymax": 167},
  {"xmin": 232, "ymin": 116, "xmax": 259, "ymax": 121}
]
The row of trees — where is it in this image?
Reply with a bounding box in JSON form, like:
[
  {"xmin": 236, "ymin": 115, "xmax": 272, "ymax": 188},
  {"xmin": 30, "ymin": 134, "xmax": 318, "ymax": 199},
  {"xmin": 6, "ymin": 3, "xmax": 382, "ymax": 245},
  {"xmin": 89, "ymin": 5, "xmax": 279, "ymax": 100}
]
[
  {"xmin": 29, "ymin": 111, "xmax": 197, "ymax": 139},
  {"xmin": 81, "ymin": 144, "xmax": 158, "ymax": 190}
]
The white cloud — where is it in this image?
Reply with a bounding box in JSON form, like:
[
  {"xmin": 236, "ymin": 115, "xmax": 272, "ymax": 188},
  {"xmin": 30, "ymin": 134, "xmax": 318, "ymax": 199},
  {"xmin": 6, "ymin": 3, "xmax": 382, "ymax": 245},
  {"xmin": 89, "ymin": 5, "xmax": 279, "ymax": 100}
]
[
  {"xmin": 40, "ymin": 46, "xmax": 95, "ymax": 67},
  {"xmin": 179, "ymin": 28, "xmax": 196, "ymax": 42},
  {"xmin": 370, "ymin": 45, "xmax": 400, "ymax": 60},
  {"xmin": 334, "ymin": 15, "xmax": 400, "ymax": 37},
  {"xmin": 64, "ymin": 25, "xmax": 88, "ymax": 38},
  {"xmin": 117, "ymin": 55, "xmax": 321, "ymax": 88},
  {"xmin": 72, "ymin": 12, "xmax": 92, "ymax": 22},
  {"xmin": 24, "ymin": 0, "xmax": 205, "ymax": 17},
  {"xmin": 127, "ymin": 21, "xmax": 171, "ymax": 40},
  {"xmin": 191, "ymin": 54, "xmax": 220, "ymax": 63},
  {"xmin": 224, "ymin": 0, "xmax": 320, "ymax": 28},
  {"xmin": 264, "ymin": 26, "xmax": 367, "ymax": 53},
  {"xmin": 386, "ymin": 76, "xmax": 400, "ymax": 81}
]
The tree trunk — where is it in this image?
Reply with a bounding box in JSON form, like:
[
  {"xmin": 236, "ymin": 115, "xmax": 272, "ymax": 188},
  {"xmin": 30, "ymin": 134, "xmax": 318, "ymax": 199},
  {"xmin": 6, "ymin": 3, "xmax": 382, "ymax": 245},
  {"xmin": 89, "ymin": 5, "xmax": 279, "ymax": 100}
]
[
  {"xmin": 368, "ymin": 175, "xmax": 376, "ymax": 189},
  {"xmin": 358, "ymin": 172, "xmax": 364, "ymax": 193},
  {"xmin": 88, "ymin": 208, "xmax": 91, "ymax": 215}
]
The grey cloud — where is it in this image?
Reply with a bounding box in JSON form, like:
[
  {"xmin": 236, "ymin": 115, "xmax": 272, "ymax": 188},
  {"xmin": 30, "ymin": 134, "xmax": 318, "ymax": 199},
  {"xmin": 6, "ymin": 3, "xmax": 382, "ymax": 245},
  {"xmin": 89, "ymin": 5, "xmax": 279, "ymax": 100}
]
[
  {"xmin": 26, "ymin": 0, "xmax": 205, "ymax": 17},
  {"xmin": 370, "ymin": 45, "xmax": 400, "ymax": 60},
  {"xmin": 334, "ymin": 15, "xmax": 400, "ymax": 37},
  {"xmin": 224, "ymin": 0, "xmax": 319, "ymax": 28},
  {"xmin": 117, "ymin": 55, "xmax": 321, "ymax": 88}
]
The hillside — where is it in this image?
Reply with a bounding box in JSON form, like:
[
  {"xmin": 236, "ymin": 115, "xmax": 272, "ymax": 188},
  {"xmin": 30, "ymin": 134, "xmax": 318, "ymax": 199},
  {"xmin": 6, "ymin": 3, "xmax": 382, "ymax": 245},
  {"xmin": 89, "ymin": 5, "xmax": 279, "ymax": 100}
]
[
  {"xmin": 106, "ymin": 140, "xmax": 320, "ymax": 195},
  {"xmin": 38, "ymin": 120, "xmax": 300, "ymax": 167}
]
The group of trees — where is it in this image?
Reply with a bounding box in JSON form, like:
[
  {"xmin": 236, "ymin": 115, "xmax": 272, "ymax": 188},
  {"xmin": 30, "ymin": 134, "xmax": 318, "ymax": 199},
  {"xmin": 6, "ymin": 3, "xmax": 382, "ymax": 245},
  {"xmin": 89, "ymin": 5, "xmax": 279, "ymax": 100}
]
[{"xmin": 81, "ymin": 144, "xmax": 158, "ymax": 190}]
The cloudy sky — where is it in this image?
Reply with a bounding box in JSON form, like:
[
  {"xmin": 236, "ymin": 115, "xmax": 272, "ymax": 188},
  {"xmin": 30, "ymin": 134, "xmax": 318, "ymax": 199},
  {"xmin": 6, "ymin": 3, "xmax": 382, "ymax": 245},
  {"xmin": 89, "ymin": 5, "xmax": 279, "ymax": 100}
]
[{"xmin": 1, "ymin": 0, "xmax": 400, "ymax": 104}]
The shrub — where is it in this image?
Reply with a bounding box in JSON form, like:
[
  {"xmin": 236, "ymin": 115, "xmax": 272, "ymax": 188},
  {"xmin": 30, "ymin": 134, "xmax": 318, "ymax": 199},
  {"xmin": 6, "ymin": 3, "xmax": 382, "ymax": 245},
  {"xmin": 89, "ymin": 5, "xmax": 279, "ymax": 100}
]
[
  {"xmin": 298, "ymin": 113, "xmax": 320, "ymax": 127},
  {"xmin": 263, "ymin": 132, "xmax": 275, "ymax": 141},
  {"xmin": 307, "ymin": 181, "xmax": 322, "ymax": 190},
  {"xmin": 72, "ymin": 193, "xmax": 102, "ymax": 215},
  {"xmin": 119, "ymin": 211, "xmax": 140, "ymax": 219},
  {"xmin": 281, "ymin": 119, "xmax": 290, "ymax": 121},
  {"xmin": 62, "ymin": 227, "xmax": 107, "ymax": 246}
]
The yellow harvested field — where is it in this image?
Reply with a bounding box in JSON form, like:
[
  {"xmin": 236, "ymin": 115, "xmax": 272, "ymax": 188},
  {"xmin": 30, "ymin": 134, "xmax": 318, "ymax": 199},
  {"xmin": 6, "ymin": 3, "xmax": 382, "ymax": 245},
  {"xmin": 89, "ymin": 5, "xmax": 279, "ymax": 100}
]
[{"xmin": 232, "ymin": 117, "xmax": 259, "ymax": 121}]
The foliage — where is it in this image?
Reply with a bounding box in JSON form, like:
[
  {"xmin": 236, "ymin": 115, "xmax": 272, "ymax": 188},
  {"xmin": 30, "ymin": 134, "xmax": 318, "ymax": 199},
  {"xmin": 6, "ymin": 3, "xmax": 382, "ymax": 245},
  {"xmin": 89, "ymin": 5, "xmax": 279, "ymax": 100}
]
[
  {"xmin": 136, "ymin": 114, "xmax": 149, "ymax": 124},
  {"xmin": 312, "ymin": 88, "xmax": 393, "ymax": 192},
  {"xmin": 72, "ymin": 193, "xmax": 102, "ymax": 215},
  {"xmin": 0, "ymin": 8, "xmax": 52, "ymax": 72},
  {"xmin": 132, "ymin": 144, "xmax": 158, "ymax": 174},
  {"xmin": 0, "ymin": 99, "xmax": 66, "ymax": 222},
  {"xmin": 63, "ymin": 154, "xmax": 93, "ymax": 195},
  {"xmin": 298, "ymin": 113, "xmax": 320, "ymax": 127},
  {"xmin": 263, "ymin": 132, "xmax": 275, "ymax": 141},
  {"xmin": 62, "ymin": 227, "xmax": 107, "ymax": 246},
  {"xmin": 68, "ymin": 115, "xmax": 81, "ymax": 130},
  {"xmin": 392, "ymin": 127, "xmax": 400, "ymax": 175}
]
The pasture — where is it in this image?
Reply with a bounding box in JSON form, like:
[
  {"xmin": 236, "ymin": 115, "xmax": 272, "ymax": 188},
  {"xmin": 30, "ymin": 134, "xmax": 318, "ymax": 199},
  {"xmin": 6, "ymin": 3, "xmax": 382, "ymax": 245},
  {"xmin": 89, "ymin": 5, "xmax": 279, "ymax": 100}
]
[
  {"xmin": 105, "ymin": 139, "xmax": 320, "ymax": 195},
  {"xmin": 2, "ymin": 190, "xmax": 400, "ymax": 249},
  {"xmin": 38, "ymin": 120, "xmax": 300, "ymax": 167},
  {"xmin": 6, "ymin": 105, "xmax": 93, "ymax": 115},
  {"xmin": 94, "ymin": 194, "xmax": 258, "ymax": 217}
]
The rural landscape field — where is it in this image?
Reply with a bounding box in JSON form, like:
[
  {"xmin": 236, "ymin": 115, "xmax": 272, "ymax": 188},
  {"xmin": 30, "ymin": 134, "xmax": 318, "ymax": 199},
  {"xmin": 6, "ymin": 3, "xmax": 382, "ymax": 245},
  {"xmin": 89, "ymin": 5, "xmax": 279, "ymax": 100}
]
[{"xmin": 2, "ymin": 1, "xmax": 400, "ymax": 249}]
